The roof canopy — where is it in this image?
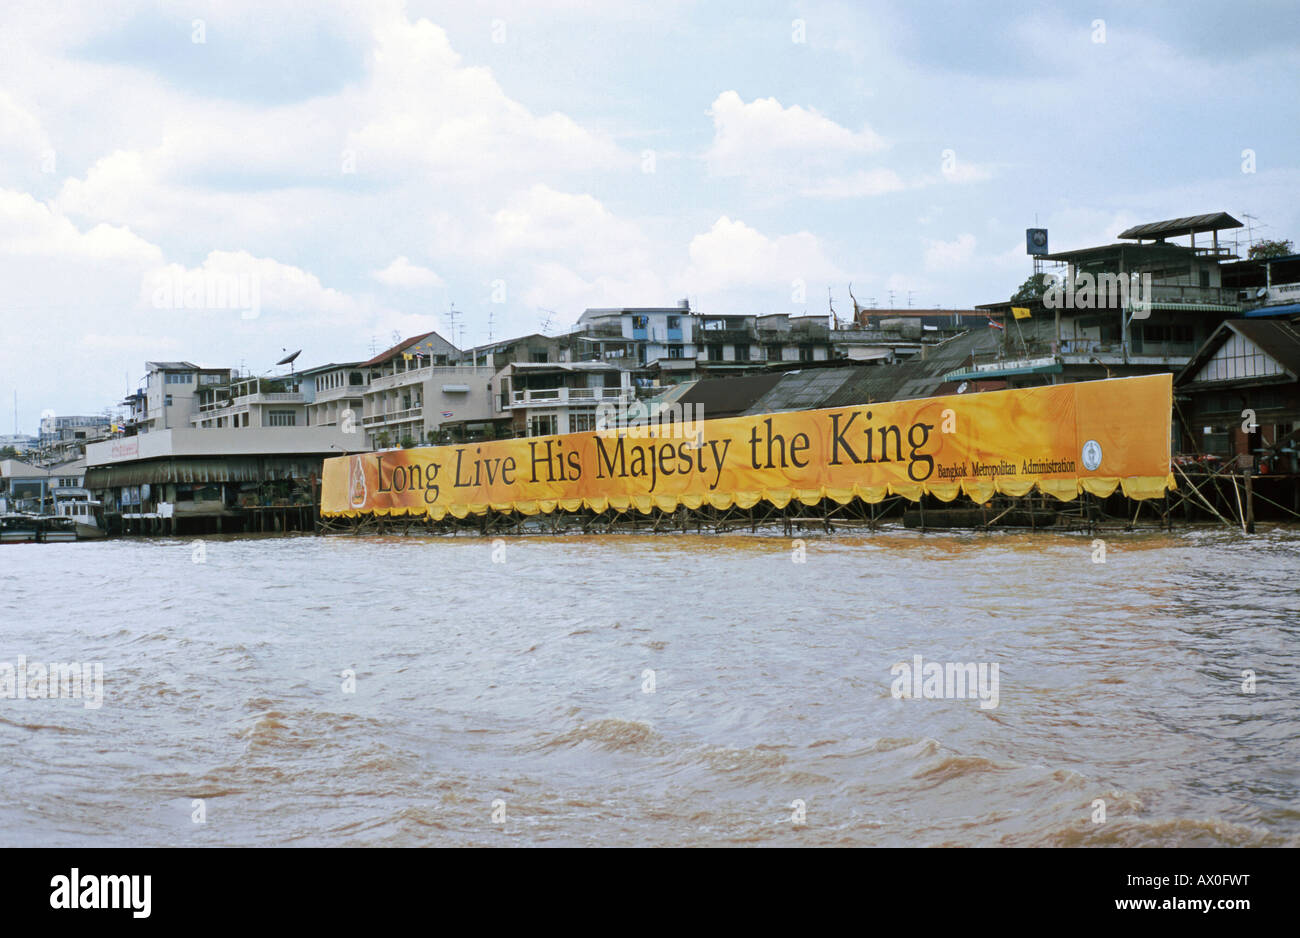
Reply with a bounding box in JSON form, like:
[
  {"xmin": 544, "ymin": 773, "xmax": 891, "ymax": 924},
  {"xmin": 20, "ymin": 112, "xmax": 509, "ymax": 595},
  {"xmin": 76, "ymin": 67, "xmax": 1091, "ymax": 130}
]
[
  {"xmin": 1176, "ymin": 319, "xmax": 1300, "ymax": 386},
  {"xmin": 1118, "ymin": 213, "xmax": 1242, "ymax": 241}
]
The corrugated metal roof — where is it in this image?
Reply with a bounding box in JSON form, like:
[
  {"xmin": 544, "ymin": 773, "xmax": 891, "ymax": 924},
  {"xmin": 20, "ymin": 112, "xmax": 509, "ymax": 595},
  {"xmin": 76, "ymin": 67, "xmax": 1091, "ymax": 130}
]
[
  {"xmin": 1118, "ymin": 213, "xmax": 1242, "ymax": 240},
  {"xmin": 1176, "ymin": 319, "xmax": 1300, "ymax": 386},
  {"xmin": 672, "ymin": 372, "xmax": 784, "ymax": 419},
  {"xmin": 358, "ymin": 332, "xmax": 440, "ymax": 368},
  {"xmin": 83, "ymin": 456, "xmax": 323, "ymax": 488},
  {"xmin": 747, "ymin": 331, "xmax": 997, "ymax": 414}
]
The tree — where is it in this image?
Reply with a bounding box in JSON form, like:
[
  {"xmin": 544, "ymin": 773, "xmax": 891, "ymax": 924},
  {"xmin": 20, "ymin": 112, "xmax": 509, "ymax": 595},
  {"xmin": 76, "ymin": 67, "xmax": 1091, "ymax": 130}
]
[
  {"xmin": 1248, "ymin": 239, "xmax": 1294, "ymax": 260},
  {"xmin": 1010, "ymin": 272, "xmax": 1052, "ymax": 304},
  {"xmin": 400, "ymin": 435, "xmax": 416, "ymax": 449},
  {"xmin": 0, "ymin": 445, "xmax": 16, "ymax": 459},
  {"xmin": 375, "ymin": 430, "xmax": 391, "ymax": 449}
]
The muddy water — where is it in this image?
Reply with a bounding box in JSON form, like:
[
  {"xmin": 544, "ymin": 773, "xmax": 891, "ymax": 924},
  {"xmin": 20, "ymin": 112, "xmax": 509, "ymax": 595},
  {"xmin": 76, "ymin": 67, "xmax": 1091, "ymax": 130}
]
[{"xmin": 1, "ymin": 527, "xmax": 1296, "ymax": 846}]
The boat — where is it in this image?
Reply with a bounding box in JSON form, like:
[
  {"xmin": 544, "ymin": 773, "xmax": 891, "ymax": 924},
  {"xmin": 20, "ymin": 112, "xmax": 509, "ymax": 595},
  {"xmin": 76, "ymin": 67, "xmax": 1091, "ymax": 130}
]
[
  {"xmin": 54, "ymin": 494, "xmax": 108, "ymax": 540},
  {"xmin": 0, "ymin": 513, "xmax": 39, "ymax": 544},
  {"xmin": 37, "ymin": 515, "xmax": 78, "ymax": 543}
]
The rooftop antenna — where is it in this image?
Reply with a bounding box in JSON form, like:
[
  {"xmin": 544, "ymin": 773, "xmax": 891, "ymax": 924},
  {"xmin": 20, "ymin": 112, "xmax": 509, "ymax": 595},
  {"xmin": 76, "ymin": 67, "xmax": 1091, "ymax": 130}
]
[
  {"xmin": 538, "ymin": 307, "xmax": 557, "ymax": 335},
  {"xmin": 907, "ymin": 290, "xmax": 915, "ymax": 308},
  {"xmin": 369, "ymin": 337, "xmax": 378, "ymax": 357},
  {"xmin": 1242, "ymin": 213, "xmax": 1256, "ymax": 245},
  {"xmin": 887, "ymin": 289, "xmax": 896, "ymax": 309},
  {"xmin": 446, "ymin": 302, "xmax": 462, "ymax": 350},
  {"xmin": 487, "ymin": 309, "xmax": 495, "ymax": 344}
]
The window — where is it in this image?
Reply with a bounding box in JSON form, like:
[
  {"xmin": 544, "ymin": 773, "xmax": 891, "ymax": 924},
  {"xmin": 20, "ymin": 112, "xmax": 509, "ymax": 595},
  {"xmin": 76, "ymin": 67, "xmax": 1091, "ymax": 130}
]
[
  {"xmin": 667, "ymin": 316, "xmax": 680, "ymax": 329},
  {"xmin": 708, "ymin": 345, "xmax": 724, "ymax": 361},
  {"xmin": 200, "ymin": 373, "xmax": 224, "ymax": 385},
  {"xmin": 165, "ymin": 372, "xmax": 194, "ymax": 384},
  {"xmin": 165, "ymin": 395, "xmax": 174, "ymax": 406},
  {"xmin": 529, "ymin": 415, "xmax": 557, "ymax": 437},
  {"xmin": 570, "ymin": 413, "xmax": 595, "ymax": 433},
  {"xmin": 349, "ymin": 371, "xmax": 364, "ymax": 385},
  {"xmin": 668, "ymin": 345, "xmax": 684, "ymax": 359},
  {"xmin": 734, "ymin": 344, "xmax": 750, "ymax": 361},
  {"xmin": 766, "ymin": 344, "xmax": 783, "ymax": 360},
  {"xmin": 632, "ymin": 315, "xmax": 648, "ymax": 329},
  {"xmin": 799, "ymin": 346, "xmax": 814, "ymax": 362},
  {"xmin": 531, "ymin": 350, "xmax": 549, "ymax": 363},
  {"xmin": 268, "ymin": 411, "xmax": 297, "ymax": 427}
]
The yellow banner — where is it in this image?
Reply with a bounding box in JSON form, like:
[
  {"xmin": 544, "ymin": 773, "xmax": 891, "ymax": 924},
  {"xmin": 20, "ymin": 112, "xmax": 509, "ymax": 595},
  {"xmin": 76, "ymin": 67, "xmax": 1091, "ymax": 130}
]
[
  {"xmin": 1011, "ymin": 306, "xmax": 1032, "ymax": 320},
  {"xmin": 322, "ymin": 374, "xmax": 1174, "ymax": 519}
]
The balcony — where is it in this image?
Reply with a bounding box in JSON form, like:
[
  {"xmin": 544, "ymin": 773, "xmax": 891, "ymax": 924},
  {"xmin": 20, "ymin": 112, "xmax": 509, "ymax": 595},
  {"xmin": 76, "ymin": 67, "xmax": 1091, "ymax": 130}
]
[
  {"xmin": 1146, "ymin": 284, "xmax": 1239, "ymax": 308},
  {"xmin": 362, "ymin": 406, "xmax": 423, "ymax": 426},
  {"xmin": 510, "ymin": 387, "xmax": 630, "ymax": 408},
  {"xmin": 697, "ymin": 328, "xmax": 756, "ymax": 343},
  {"xmin": 944, "ymin": 337, "xmax": 1197, "ymax": 381},
  {"xmin": 196, "ymin": 391, "xmax": 304, "ymax": 413}
]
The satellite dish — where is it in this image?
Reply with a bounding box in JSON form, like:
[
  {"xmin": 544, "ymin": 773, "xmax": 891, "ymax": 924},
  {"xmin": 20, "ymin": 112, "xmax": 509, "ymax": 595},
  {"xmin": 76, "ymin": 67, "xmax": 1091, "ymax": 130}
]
[
  {"xmin": 1256, "ymin": 287, "xmax": 1268, "ymax": 299},
  {"xmin": 957, "ymin": 381, "xmax": 969, "ymax": 394},
  {"xmin": 276, "ymin": 349, "xmax": 302, "ymax": 366}
]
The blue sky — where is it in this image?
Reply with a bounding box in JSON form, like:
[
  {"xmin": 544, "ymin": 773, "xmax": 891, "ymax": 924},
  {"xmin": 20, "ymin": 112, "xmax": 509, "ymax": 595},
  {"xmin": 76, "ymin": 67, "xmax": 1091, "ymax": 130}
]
[{"xmin": 1, "ymin": 0, "xmax": 1296, "ymax": 431}]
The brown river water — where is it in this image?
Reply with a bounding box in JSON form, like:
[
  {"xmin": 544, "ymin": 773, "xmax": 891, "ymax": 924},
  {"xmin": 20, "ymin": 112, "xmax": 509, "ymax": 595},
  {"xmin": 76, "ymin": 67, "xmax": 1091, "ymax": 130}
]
[{"xmin": 1, "ymin": 526, "xmax": 1297, "ymax": 846}]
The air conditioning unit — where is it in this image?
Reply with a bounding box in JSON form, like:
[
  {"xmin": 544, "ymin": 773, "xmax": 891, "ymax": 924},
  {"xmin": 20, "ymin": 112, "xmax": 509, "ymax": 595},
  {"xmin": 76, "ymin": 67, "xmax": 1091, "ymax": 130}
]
[{"xmin": 1026, "ymin": 228, "xmax": 1049, "ymax": 255}]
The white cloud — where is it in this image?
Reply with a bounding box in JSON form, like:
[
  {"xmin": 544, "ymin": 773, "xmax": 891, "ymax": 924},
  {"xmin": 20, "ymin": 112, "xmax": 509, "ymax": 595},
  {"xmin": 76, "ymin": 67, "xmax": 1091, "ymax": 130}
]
[
  {"xmin": 706, "ymin": 91, "xmax": 886, "ymax": 172},
  {"xmin": 923, "ymin": 233, "xmax": 977, "ymax": 270},
  {"xmin": 140, "ymin": 250, "xmax": 378, "ymax": 323},
  {"xmin": 684, "ymin": 216, "xmax": 847, "ymax": 293},
  {"xmin": 484, "ymin": 184, "xmax": 653, "ymax": 274},
  {"xmin": 373, "ymin": 256, "xmax": 445, "ymax": 288},
  {"xmin": 0, "ymin": 90, "xmax": 52, "ymax": 173},
  {"xmin": 0, "ymin": 188, "xmax": 162, "ymax": 264},
  {"xmin": 800, "ymin": 169, "xmax": 907, "ymax": 199},
  {"xmin": 704, "ymin": 91, "xmax": 899, "ymax": 200}
]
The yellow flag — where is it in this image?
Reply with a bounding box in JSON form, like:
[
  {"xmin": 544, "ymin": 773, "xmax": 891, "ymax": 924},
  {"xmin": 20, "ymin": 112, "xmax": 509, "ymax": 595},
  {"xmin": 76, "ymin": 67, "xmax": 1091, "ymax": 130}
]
[{"xmin": 1012, "ymin": 307, "xmax": 1032, "ymax": 320}]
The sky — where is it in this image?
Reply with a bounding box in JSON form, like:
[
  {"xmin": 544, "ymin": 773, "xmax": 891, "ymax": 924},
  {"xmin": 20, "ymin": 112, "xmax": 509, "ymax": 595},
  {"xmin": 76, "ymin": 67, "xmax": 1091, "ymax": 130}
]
[{"xmin": 1, "ymin": 0, "xmax": 1297, "ymax": 433}]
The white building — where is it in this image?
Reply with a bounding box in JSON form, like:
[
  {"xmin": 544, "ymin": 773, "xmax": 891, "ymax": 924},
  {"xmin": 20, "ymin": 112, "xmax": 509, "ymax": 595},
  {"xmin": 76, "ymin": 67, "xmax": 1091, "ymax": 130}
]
[{"xmin": 122, "ymin": 361, "xmax": 235, "ymax": 434}]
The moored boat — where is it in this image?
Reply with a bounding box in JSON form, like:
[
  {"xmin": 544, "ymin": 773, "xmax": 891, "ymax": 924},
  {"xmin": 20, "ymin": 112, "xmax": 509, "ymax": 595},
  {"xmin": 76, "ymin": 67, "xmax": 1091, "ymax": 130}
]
[
  {"xmin": 37, "ymin": 515, "xmax": 78, "ymax": 543},
  {"xmin": 54, "ymin": 494, "xmax": 108, "ymax": 539},
  {"xmin": 0, "ymin": 513, "xmax": 39, "ymax": 544}
]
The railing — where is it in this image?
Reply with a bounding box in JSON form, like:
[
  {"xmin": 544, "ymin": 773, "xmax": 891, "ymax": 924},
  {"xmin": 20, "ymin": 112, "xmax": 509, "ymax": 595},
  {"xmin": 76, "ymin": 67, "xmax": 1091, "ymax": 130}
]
[
  {"xmin": 572, "ymin": 324, "xmax": 627, "ymax": 339},
  {"xmin": 362, "ymin": 407, "xmax": 423, "ymax": 426},
  {"xmin": 1146, "ymin": 284, "xmax": 1238, "ymax": 306},
  {"xmin": 696, "ymin": 329, "xmax": 756, "ymax": 343},
  {"xmin": 367, "ymin": 364, "xmax": 485, "ymax": 393},
  {"xmin": 511, "ymin": 387, "xmax": 630, "ymax": 406},
  {"xmin": 962, "ymin": 337, "xmax": 1197, "ymax": 370}
]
